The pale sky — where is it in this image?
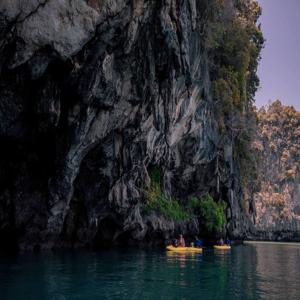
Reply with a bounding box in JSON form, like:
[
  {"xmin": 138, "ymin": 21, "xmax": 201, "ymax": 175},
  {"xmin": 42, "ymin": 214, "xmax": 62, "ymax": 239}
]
[{"xmin": 255, "ymin": 0, "xmax": 300, "ymax": 110}]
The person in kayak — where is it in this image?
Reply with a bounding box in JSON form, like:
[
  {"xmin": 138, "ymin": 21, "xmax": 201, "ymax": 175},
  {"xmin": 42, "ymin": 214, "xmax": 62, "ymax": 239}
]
[
  {"xmin": 218, "ymin": 238, "xmax": 224, "ymax": 246},
  {"xmin": 194, "ymin": 236, "xmax": 203, "ymax": 248},
  {"xmin": 172, "ymin": 238, "xmax": 179, "ymax": 247},
  {"xmin": 178, "ymin": 234, "xmax": 185, "ymax": 247}
]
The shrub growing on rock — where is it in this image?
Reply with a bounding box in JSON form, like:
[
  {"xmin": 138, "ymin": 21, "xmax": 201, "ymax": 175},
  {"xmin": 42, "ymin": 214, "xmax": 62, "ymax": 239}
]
[
  {"xmin": 189, "ymin": 194, "xmax": 227, "ymax": 233},
  {"xmin": 144, "ymin": 167, "xmax": 189, "ymax": 222}
]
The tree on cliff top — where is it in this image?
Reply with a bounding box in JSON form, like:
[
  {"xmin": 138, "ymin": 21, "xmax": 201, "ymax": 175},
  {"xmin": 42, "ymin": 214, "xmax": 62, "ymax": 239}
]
[{"xmin": 207, "ymin": 0, "xmax": 264, "ymax": 202}]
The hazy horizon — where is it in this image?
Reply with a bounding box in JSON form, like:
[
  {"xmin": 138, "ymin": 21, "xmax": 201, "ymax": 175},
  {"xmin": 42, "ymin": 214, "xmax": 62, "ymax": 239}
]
[{"xmin": 256, "ymin": 0, "xmax": 300, "ymax": 111}]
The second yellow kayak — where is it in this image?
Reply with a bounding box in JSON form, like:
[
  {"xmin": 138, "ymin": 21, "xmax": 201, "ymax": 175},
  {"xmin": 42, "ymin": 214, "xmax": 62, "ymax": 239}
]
[
  {"xmin": 214, "ymin": 245, "xmax": 231, "ymax": 250},
  {"xmin": 166, "ymin": 245, "xmax": 203, "ymax": 253}
]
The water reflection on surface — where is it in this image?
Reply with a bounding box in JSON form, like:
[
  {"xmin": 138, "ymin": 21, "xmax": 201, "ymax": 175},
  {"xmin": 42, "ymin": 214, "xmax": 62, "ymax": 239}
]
[
  {"xmin": 254, "ymin": 244, "xmax": 300, "ymax": 300},
  {"xmin": 0, "ymin": 244, "xmax": 300, "ymax": 300}
]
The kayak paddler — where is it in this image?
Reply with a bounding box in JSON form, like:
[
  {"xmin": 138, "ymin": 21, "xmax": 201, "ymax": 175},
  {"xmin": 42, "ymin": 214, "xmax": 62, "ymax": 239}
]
[{"xmin": 178, "ymin": 234, "xmax": 185, "ymax": 247}]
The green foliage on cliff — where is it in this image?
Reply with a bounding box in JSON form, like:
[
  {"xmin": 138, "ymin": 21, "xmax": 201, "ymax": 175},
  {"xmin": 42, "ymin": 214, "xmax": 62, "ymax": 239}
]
[
  {"xmin": 205, "ymin": 0, "xmax": 264, "ymax": 193},
  {"xmin": 145, "ymin": 167, "xmax": 226, "ymax": 233},
  {"xmin": 209, "ymin": 1, "xmax": 263, "ymax": 110},
  {"xmin": 144, "ymin": 168, "xmax": 189, "ymax": 222},
  {"xmin": 145, "ymin": 169, "xmax": 227, "ymax": 229},
  {"xmin": 189, "ymin": 195, "xmax": 227, "ymax": 233}
]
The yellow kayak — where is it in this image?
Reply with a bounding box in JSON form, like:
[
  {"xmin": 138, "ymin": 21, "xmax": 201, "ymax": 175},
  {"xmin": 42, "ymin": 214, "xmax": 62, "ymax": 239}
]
[
  {"xmin": 166, "ymin": 245, "xmax": 203, "ymax": 253},
  {"xmin": 214, "ymin": 245, "xmax": 231, "ymax": 250}
]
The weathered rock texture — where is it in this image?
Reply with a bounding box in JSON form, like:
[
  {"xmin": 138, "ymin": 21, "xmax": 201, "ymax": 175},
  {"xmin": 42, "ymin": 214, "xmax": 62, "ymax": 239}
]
[
  {"xmin": 0, "ymin": 0, "xmax": 261, "ymax": 250},
  {"xmin": 252, "ymin": 101, "xmax": 300, "ymax": 241}
]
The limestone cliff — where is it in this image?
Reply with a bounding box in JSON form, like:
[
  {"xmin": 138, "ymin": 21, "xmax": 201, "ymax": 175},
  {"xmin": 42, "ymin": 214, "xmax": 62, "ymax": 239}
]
[
  {"xmin": 253, "ymin": 101, "xmax": 300, "ymax": 240},
  {"xmin": 0, "ymin": 0, "xmax": 263, "ymax": 250}
]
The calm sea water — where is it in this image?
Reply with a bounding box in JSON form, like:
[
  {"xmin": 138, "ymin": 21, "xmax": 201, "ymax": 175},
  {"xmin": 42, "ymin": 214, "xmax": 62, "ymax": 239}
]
[{"xmin": 0, "ymin": 243, "xmax": 300, "ymax": 300}]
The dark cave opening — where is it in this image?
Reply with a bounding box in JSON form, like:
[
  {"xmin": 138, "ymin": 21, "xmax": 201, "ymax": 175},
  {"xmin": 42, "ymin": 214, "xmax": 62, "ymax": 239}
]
[{"xmin": 93, "ymin": 217, "xmax": 121, "ymax": 249}]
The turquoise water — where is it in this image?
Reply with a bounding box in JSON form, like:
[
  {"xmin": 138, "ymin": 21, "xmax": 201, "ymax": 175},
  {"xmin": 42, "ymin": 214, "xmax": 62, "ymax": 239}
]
[{"xmin": 1, "ymin": 243, "xmax": 300, "ymax": 300}]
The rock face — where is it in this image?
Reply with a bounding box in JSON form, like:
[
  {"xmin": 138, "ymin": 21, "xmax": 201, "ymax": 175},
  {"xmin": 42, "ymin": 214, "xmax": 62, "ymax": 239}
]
[
  {"xmin": 252, "ymin": 101, "xmax": 300, "ymax": 241},
  {"xmin": 0, "ymin": 0, "xmax": 261, "ymax": 250}
]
